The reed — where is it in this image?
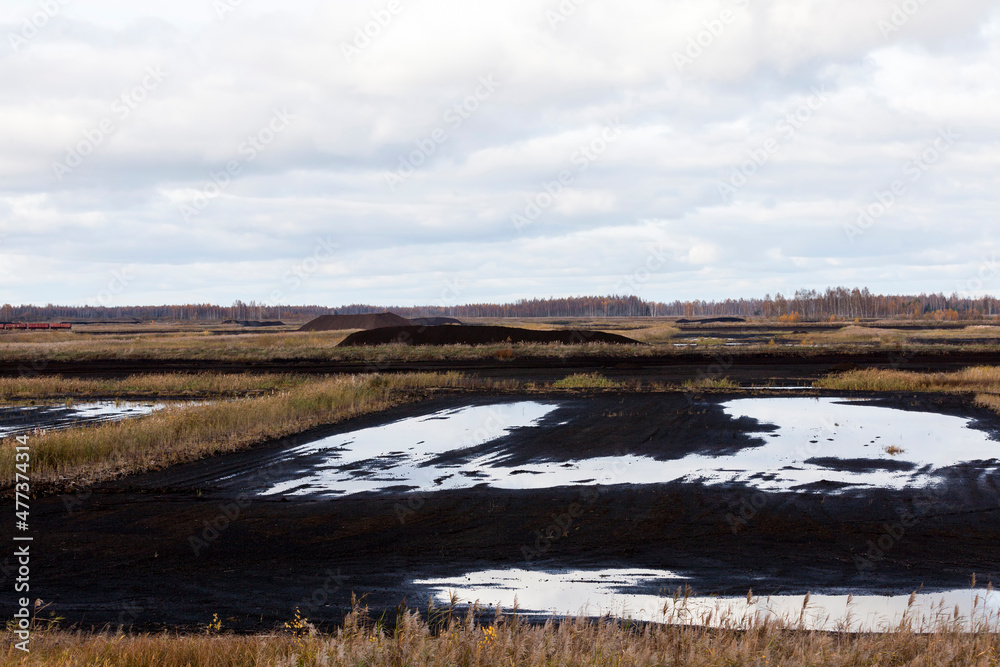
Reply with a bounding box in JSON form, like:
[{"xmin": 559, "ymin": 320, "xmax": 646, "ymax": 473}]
[{"xmin": 6, "ymin": 599, "xmax": 1000, "ymax": 666}]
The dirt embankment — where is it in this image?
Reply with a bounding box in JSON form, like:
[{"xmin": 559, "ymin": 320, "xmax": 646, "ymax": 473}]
[
  {"xmin": 338, "ymin": 325, "xmax": 640, "ymax": 346},
  {"xmin": 298, "ymin": 313, "xmax": 411, "ymax": 331}
]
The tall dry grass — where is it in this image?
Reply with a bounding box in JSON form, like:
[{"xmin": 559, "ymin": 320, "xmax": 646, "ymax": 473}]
[
  {"xmin": 682, "ymin": 377, "xmax": 739, "ymax": 390},
  {"xmin": 551, "ymin": 373, "xmax": 624, "ymax": 389},
  {"xmin": 816, "ymin": 366, "xmax": 1000, "ymax": 393},
  {"xmin": 0, "ymin": 373, "xmax": 309, "ymax": 400},
  {"xmin": 7, "ymin": 601, "xmax": 1000, "ymax": 666},
  {"xmin": 0, "ymin": 373, "xmax": 478, "ymax": 489}
]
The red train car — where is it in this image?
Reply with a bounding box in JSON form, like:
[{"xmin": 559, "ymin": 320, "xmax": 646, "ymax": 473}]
[
  {"xmin": 4, "ymin": 323, "xmax": 27, "ymax": 330},
  {"xmin": 50, "ymin": 323, "xmax": 72, "ymax": 330},
  {"xmin": 27, "ymin": 323, "xmax": 50, "ymax": 329}
]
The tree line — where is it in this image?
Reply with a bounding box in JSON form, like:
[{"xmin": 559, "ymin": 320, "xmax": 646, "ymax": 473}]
[{"xmin": 2, "ymin": 288, "xmax": 998, "ymax": 322}]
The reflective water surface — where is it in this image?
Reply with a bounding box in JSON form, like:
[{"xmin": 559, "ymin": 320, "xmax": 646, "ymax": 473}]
[
  {"xmin": 414, "ymin": 568, "xmax": 1000, "ymax": 631},
  {"xmin": 0, "ymin": 401, "xmax": 165, "ymax": 438},
  {"xmin": 258, "ymin": 397, "xmax": 999, "ymax": 497}
]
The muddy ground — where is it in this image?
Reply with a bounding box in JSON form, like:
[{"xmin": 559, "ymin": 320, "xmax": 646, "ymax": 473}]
[
  {"xmin": 2, "ymin": 349, "xmax": 1000, "ymax": 385},
  {"xmin": 6, "ymin": 390, "xmax": 1000, "ymax": 632}
]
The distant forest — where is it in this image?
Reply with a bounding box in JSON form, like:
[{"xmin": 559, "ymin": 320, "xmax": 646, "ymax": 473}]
[{"xmin": 4, "ymin": 288, "xmax": 1000, "ymax": 322}]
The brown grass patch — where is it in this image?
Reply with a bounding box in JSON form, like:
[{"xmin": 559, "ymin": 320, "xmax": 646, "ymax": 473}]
[
  {"xmin": 816, "ymin": 366, "xmax": 1000, "ymax": 394},
  {"xmin": 0, "ymin": 373, "xmax": 485, "ymax": 490},
  {"xmin": 0, "ymin": 373, "xmax": 308, "ymax": 401},
  {"xmin": 7, "ymin": 601, "xmax": 1000, "ymax": 666}
]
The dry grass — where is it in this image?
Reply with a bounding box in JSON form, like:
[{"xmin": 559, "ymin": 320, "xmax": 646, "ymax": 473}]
[
  {"xmin": 0, "ymin": 373, "xmax": 485, "ymax": 490},
  {"xmin": 0, "ymin": 373, "xmax": 309, "ymax": 400},
  {"xmin": 551, "ymin": 373, "xmax": 624, "ymax": 389},
  {"xmin": 682, "ymin": 377, "xmax": 739, "ymax": 391},
  {"xmin": 7, "ymin": 602, "xmax": 1000, "ymax": 666},
  {"xmin": 2, "ymin": 324, "xmax": 999, "ymax": 365},
  {"xmin": 0, "ymin": 330, "xmax": 353, "ymax": 363},
  {"xmin": 614, "ymin": 323, "xmax": 681, "ymax": 344},
  {"xmin": 816, "ymin": 366, "xmax": 1000, "ymax": 394},
  {"xmin": 974, "ymin": 394, "xmax": 1000, "ymax": 414}
]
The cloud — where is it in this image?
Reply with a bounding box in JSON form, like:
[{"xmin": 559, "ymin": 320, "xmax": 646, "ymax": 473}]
[{"xmin": 1, "ymin": 0, "xmax": 999, "ymax": 306}]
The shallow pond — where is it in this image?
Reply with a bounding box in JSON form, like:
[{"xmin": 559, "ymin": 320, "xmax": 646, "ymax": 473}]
[
  {"xmin": 0, "ymin": 401, "xmax": 166, "ymax": 438},
  {"xmin": 414, "ymin": 568, "xmax": 1000, "ymax": 631},
  {"xmin": 258, "ymin": 396, "xmax": 999, "ymax": 497}
]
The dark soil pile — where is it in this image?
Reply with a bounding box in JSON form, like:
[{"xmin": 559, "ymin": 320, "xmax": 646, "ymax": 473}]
[
  {"xmin": 298, "ymin": 313, "xmax": 411, "ymax": 332},
  {"xmin": 675, "ymin": 317, "xmax": 747, "ymax": 324},
  {"xmin": 409, "ymin": 317, "xmax": 463, "ymax": 326},
  {"xmin": 338, "ymin": 324, "xmax": 639, "ymax": 346}
]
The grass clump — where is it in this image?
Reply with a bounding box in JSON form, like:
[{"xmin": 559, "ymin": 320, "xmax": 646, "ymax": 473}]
[
  {"xmin": 682, "ymin": 377, "xmax": 739, "ymax": 390},
  {"xmin": 816, "ymin": 366, "xmax": 1000, "ymax": 393},
  {"xmin": 551, "ymin": 373, "xmax": 623, "ymax": 389},
  {"xmin": 0, "ymin": 372, "xmax": 476, "ymax": 490}
]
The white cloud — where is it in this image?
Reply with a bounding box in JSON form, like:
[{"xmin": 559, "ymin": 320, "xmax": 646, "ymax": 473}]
[{"xmin": 1, "ymin": 0, "xmax": 1000, "ymax": 305}]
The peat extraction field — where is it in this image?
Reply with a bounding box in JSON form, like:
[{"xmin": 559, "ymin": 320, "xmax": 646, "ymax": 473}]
[{"xmin": 4, "ymin": 322, "xmax": 1000, "ymax": 642}]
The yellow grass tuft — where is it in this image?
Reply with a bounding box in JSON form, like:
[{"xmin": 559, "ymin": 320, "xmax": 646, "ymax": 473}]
[
  {"xmin": 816, "ymin": 366, "xmax": 1000, "ymax": 394},
  {"xmin": 682, "ymin": 377, "xmax": 739, "ymax": 390},
  {"xmin": 552, "ymin": 373, "xmax": 623, "ymax": 389}
]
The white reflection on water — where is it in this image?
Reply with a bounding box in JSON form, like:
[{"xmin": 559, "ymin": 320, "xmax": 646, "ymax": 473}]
[
  {"xmin": 261, "ymin": 402, "xmax": 559, "ymax": 496},
  {"xmin": 414, "ymin": 568, "xmax": 1000, "ymax": 631},
  {"xmin": 258, "ymin": 397, "xmax": 1000, "ymax": 497},
  {"xmin": 0, "ymin": 401, "xmax": 165, "ymax": 438}
]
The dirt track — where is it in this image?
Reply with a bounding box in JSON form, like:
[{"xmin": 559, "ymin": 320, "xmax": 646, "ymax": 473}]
[{"xmin": 9, "ymin": 391, "xmax": 1000, "ymax": 632}]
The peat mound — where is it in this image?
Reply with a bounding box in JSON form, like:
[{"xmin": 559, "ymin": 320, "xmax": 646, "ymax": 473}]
[
  {"xmin": 338, "ymin": 324, "xmax": 640, "ymax": 346},
  {"xmin": 298, "ymin": 312, "xmax": 411, "ymax": 332},
  {"xmin": 409, "ymin": 317, "xmax": 463, "ymax": 325},
  {"xmin": 675, "ymin": 317, "xmax": 746, "ymax": 324}
]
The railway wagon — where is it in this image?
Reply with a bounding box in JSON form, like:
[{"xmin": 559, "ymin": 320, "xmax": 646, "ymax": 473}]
[{"xmin": 27, "ymin": 323, "xmax": 50, "ymax": 329}]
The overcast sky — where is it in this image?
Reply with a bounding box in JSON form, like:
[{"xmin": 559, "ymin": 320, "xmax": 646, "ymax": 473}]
[{"xmin": 1, "ymin": 0, "xmax": 999, "ymax": 308}]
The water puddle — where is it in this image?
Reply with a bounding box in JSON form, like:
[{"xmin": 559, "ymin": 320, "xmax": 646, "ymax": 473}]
[
  {"xmin": 414, "ymin": 568, "xmax": 1000, "ymax": 631},
  {"xmin": 259, "ymin": 402, "xmax": 559, "ymax": 496},
  {"xmin": 712, "ymin": 397, "xmax": 999, "ymax": 491},
  {"xmin": 0, "ymin": 401, "xmax": 166, "ymax": 438},
  {"xmin": 254, "ymin": 396, "xmax": 999, "ymax": 497}
]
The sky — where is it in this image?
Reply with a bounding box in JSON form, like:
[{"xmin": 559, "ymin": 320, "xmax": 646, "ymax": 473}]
[{"xmin": 1, "ymin": 0, "xmax": 999, "ymax": 308}]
